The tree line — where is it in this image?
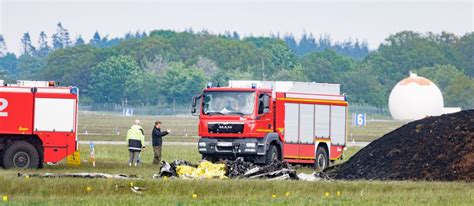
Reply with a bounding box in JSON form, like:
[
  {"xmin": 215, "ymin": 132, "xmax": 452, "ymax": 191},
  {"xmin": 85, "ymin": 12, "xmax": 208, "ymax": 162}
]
[{"xmin": 0, "ymin": 23, "xmax": 473, "ymax": 109}]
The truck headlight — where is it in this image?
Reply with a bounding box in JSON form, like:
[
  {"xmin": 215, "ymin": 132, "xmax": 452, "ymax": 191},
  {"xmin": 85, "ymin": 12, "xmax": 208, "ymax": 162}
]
[
  {"xmin": 199, "ymin": 142, "xmax": 206, "ymax": 147},
  {"xmin": 245, "ymin": 143, "xmax": 256, "ymax": 148}
]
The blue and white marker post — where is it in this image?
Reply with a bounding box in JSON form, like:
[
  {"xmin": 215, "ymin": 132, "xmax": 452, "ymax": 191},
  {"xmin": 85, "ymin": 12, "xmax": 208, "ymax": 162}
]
[{"xmin": 89, "ymin": 141, "xmax": 96, "ymax": 167}]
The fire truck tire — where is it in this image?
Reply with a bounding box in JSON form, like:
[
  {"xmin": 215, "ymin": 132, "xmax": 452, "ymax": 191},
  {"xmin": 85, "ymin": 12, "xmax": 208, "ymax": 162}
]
[
  {"xmin": 3, "ymin": 141, "xmax": 40, "ymax": 169},
  {"xmin": 265, "ymin": 144, "xmax": 278, "ymax": 165},
  {"xmin": 314, "ymin": 146, "xmax": 329, "ymax": 171},
  {"xmin": 0, "ymin": 151, "xmax": 3, "ymax": 168}
]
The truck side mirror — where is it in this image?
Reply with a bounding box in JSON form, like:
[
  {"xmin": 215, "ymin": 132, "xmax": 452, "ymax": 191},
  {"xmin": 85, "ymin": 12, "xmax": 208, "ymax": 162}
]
[
  {"xmin": 263, "ymin": 95, "xmax": 269, "ymax": 108},
  {"xmin": 259, "ymin": 94, "xmax": 270, "ymax": 114},
  {"xmin": 192, "ymin": 96, "xmax": 197, "ymax": 107},
  {"xmin": 191, "ymin": 94, "xmax": 201, "ymax": 116}
]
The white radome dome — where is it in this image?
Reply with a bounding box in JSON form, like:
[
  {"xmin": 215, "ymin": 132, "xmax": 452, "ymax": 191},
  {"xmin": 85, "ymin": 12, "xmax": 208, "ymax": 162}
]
[{"xmin": 389, "ymin": 73, "xmax": 444, "ymax": 120}]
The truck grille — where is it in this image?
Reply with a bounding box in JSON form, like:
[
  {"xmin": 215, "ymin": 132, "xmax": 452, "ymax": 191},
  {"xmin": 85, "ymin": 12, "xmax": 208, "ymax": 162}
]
[{"xmin": 208, "ymin": 122, "xmax": 244, "ymax": 134}]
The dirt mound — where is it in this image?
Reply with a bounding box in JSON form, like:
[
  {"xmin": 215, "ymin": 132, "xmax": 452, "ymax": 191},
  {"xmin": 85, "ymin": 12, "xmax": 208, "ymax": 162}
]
[{"xmin": 327, "ymin": 110, "xmax": 474, "ymax": 181}]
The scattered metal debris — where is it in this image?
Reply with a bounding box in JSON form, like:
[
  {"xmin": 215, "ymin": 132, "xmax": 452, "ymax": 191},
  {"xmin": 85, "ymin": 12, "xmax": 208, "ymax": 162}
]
[
  {"xmin": 18, "ymin": 172, "xmax": 140, "ymax": 180},
  {"xmin": 130, "ymin": 186, "xmax": 148, "ymax": 195},
  {"xmin": 155, "ymin": 157, "xmax": 326, "ymax": 181}
]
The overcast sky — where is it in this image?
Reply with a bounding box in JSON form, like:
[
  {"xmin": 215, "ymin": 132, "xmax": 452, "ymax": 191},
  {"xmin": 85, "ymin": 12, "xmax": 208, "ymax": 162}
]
[{"xmin": 1, "ymin": 0, "xmax": 472, "ymax": 55}]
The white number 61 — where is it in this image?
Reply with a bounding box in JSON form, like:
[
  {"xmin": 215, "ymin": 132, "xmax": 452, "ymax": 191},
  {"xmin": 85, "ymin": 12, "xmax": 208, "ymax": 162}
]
[{"xmin": 0, "ymin": 98, "xmax": 8, "ymax": 117}]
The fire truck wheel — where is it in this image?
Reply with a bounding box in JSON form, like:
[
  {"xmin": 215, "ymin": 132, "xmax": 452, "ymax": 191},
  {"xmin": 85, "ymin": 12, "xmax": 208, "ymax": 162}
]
[
  {"xmin": 3, "ymin": 141, "xmax": 40, "ymax": 169},
  {"xmin": 265, "ymin": 144, "xmax": 278, "ymax": 164},
  {"xmin": 314, "ymin": 146, "xmax": 329, "ymax": 171}
]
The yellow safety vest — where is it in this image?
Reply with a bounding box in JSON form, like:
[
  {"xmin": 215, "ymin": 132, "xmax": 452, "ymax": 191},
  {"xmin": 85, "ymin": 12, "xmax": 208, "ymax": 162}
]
[{"xmin": 126, "ymin": 125, "xmax": 145, "ymax": 149}]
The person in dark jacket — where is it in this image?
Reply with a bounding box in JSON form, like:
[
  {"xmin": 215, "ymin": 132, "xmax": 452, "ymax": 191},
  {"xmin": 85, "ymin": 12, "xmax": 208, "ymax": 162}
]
[{"xmin": 152, "ymin": 121, "xmax": 170, "ymax": 164}]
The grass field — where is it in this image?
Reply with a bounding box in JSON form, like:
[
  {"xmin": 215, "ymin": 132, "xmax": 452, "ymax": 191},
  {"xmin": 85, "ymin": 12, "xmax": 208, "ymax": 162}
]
[
  {"xmin": 1, "ymin": 112, "xmax": 471, "ymax": 205},
  {"xmin": 1, "ymin": 144, "xmax": 473, "ymax": 205},
  {"xmin": 77, "ymin": 112, "xmax": 405, "ymax": 142}
]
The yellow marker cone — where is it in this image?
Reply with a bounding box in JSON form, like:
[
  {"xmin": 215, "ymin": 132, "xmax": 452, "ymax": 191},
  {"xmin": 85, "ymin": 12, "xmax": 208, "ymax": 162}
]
[
  {"xmin": 129, "ymin": 182, "xmax": 134, "ymax": 187},
  {"xmin": 285, "ymin": 192, "xmax": 290, "ymax": 197},
  {"xmin": 272, "ymin": 194, "xmax": 277, "ymax": 198},
  {"xmin": 336, "ymin": 191, "xmax": 341, "ymax": 196},
  {"xmin": 192, "ymin": 194, "xmax": 198, "ymax": 199},
  {"xmin": 2, "ymin": 195, "xmax": 8, "ymax": 202},
  {"xmin": 324, "ymin": 192, "xmax": 330, "ymax": 197},
  {"xmin": 86, "ymin": 186, "xmax": 92, "ymax": 192},
  {"xmin": 25, "ymin": 175, "xmax": 30, "ymax": 179}
]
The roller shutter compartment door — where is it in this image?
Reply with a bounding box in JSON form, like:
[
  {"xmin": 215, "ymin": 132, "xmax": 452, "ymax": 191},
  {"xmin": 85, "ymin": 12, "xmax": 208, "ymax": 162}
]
[
  {"xmin": 314, "ymin": 105, "xmax": 330, "ymax": 138},
  {"xmin": 330, "ymin": 106, "xmax": 346, "ymax": 145},
  {"xmin": 299, "ymin": 104, "xmax": 314, "ymax": 144},
  {"xmin": 284, "ymin": 103, "xmax": 299, "ymax": 143}
]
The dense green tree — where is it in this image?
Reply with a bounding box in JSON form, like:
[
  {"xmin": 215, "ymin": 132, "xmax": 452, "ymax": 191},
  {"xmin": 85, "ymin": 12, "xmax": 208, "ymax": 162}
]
[
  {"xmin": 90, "ymin": 31, "xmax": 102, "ymax": 45},
  {"xmin": 297, "ymin": 33, "xmax": 317, "ymax": 56},
  {"xmin": 0, "ymin": 53, "xmax": 17, "ymax": 79},
  {"xmin": 244, "ymin": 37, "xmax": 298, "ymax": 80},
  {"xmin": 89, "ymin": 55, "xmax": 142, "ymax": 104},
  {"xmin": 378, "ymin": 31, "xmax": 450, "ymax": 77},
  {"xmin": 454, "ymin": 32, "xmax": 474, "ymax": 77},
  {"xmin": 444, "ymin": 75, "xmax": 474, "ymax": 109},
  {"xmin": 52, "ymin": 22, "xmax": 71, "ymax": 49},
  {"xmin": 283, "ymin": 35, "xmax": 298, "ymax": 53},
  {"xmin": 42, "ymin": 45, "xmax": 113, "ymax": 92},
  {"xmin": 301, "ymin": 49, "xmax": 355, "ymax": 83},
  {"xmin": 271, "ymin": 65, "xmax": 308, "ymax": 82},
  {"xmin": 0, "ymin": 35, "xmax": 7, "ymax": 57},
  {"xmin": 6, "ymin": 28, "xmax": 470, "ymax": 108},
  {"xmin": 0, "ymin": 69, "xmax": 5, "ymax": 80},
  {"xmin": 17, "ymin": 55, "xmax": 45, "ymax": 79},
  {"xmin": 37, "ymin": 31, "xmax": 51, "ymax": 57},
  {"xmin": 341, "ymin": 64, "xmax": 386, "ymax": 106},
  {"xmin": 75, "ymin": 36, "xmax": 85, "ymax": 46},
  {"xmin": 21, "ymin": 32, "xmax": 35, "ymax": 55},
  {"xmin": 158, "ymin": 62, "xmax": 206, "ymax": 103}
]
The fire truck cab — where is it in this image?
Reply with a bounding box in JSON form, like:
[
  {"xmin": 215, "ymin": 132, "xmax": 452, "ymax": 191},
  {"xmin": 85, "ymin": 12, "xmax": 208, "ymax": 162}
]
[
  {"xmin": 192, "ymin": 81, "xmax": 348, "ymax": 170},
  {"xmin": 0, "ymin": 80, "xmax": 78, "ymax": 169}
]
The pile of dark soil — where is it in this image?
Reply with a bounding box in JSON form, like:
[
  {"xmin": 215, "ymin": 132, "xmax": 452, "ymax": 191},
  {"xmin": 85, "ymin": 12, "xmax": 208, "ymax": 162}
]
[{"xmin": 327, "ymin": 110, "xmax": 473, "ymax": 181}]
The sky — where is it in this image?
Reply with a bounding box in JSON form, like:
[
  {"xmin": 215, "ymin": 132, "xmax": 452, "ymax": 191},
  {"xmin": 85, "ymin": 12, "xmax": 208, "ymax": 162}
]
[{"xmin": 0, "ymin": 0, "xmax": 473, "ymax": 55}]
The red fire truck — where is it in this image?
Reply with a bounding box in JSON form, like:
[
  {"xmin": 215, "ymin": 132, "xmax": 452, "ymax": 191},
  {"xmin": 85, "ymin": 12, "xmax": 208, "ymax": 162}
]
[
  {"xmin": 0, "ymin": 80, "xmax": 79, "ymax": 169},
  {"xmin": 192, "ymin": 81, "xmax": 348, "ymax": 170}
]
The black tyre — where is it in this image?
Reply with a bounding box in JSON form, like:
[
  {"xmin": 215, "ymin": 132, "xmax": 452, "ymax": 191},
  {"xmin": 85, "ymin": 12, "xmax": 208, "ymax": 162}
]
[
  {"xmin": 314, "ymin": 146, "xmax": 329, "ymax": 171},
  {"xmin": 3, "ymin": 141, "xmax": 40, "ymax": 169},
  {"xmin": 0, "ymin": 151, "xmax": 3, "ymax": 168},
  {"xmin": 265, "ymin": 144, "xmax": 279, "ymax": 165}
]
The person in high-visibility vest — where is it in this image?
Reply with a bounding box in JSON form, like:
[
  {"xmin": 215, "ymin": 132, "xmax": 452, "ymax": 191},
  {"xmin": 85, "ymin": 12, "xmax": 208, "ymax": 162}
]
[{"xmin": 126, "ymin": 119, "xmax": 145, "ymax": 166}]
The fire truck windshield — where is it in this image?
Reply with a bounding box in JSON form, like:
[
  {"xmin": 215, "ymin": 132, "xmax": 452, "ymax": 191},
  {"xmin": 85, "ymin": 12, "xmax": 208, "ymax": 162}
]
[{"xmin": 202, "ymin": 91, "xmax": 255, "ymax": 115}]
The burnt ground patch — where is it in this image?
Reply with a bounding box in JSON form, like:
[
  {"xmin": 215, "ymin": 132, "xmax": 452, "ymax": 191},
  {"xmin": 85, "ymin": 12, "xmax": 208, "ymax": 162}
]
[{"xmin": 327, "ymin": 110, "xmax": 474, "ymax": 181}]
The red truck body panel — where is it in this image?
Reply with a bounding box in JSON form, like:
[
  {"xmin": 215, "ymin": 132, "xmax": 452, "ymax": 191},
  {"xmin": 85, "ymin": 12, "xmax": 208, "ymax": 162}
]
[
  {"xmin": 0, "ymin": 87, "xmax": 35, "ymax": 135},
  {"xmin": 196, "ymin": 81, "xmax": 348, "ymax": 165},
  {"xmin": 0, "ymin": 84, "xmax": 78, "ymax": 163},
  {"xmin": 274, "ymin": 92, "xmax": 348, "ymax": 163}
]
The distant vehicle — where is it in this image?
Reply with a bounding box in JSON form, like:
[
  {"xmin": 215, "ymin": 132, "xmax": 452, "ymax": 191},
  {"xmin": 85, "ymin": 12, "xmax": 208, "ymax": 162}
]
[
  {"xmin": 0, "ymin": 80, "xmax": 79, "ymax": 168},
  {"xmin": 192, "ymin": 80, "xmax": 348, "ymax": 170}
]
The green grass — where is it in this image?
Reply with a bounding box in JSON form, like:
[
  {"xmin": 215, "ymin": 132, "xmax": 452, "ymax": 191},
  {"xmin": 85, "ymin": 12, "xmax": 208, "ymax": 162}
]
[
  {"xmin": 1, "ymin": 145, "xmax": 472, "ymax": 205},
  {"xmin": 348, "ymin": 120, "xmax": 405, "ymax": 142},
  {"xmin": 1, "ymin": 112, "xmax": 470, "ymax": 205},
  {"xmin": 1, "ymin": 177, "xmax": 472, "ymax": 205}
]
